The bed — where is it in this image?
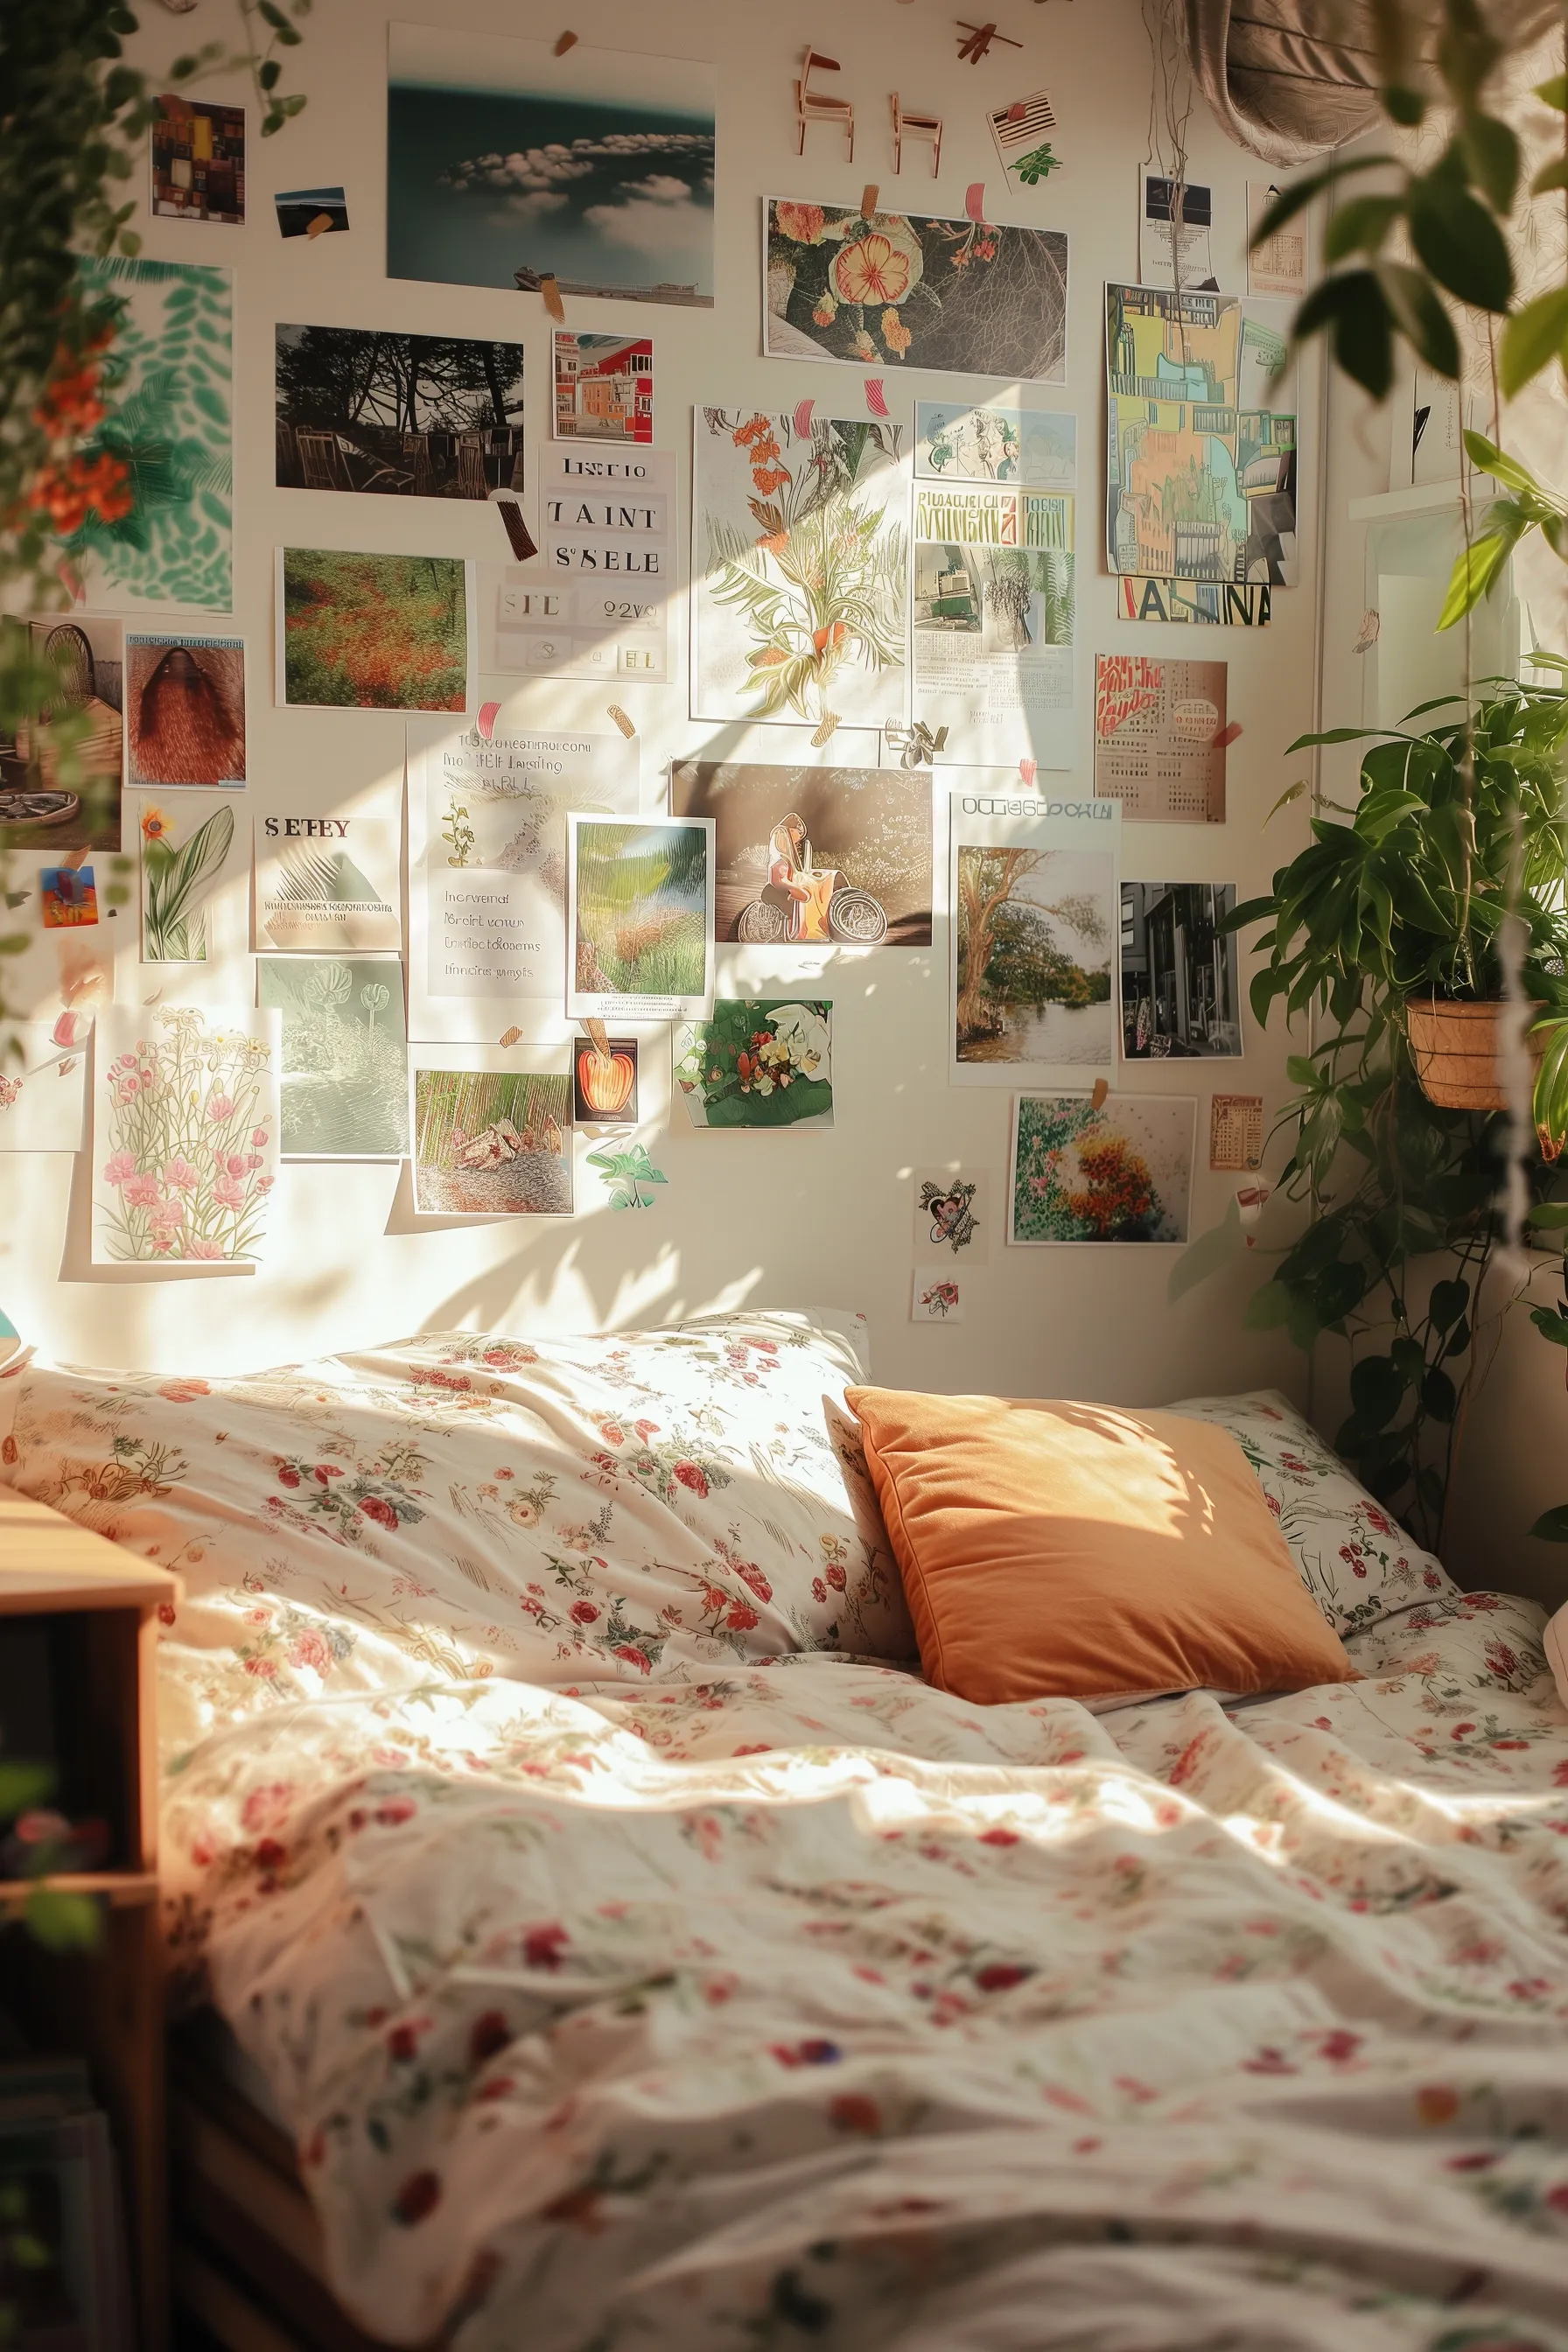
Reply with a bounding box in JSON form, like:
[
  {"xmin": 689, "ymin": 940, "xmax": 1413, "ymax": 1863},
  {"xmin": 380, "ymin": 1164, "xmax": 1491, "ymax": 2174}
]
[{"xmin": 3, "ymin": 1312, "xmax": 1566, "ymax": 2352}]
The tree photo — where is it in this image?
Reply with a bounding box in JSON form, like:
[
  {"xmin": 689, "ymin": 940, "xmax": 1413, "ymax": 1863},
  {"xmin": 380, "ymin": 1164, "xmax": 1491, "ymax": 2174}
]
[
  {"xmin": 955, "ymin": 845, "xmax": 1114, "ymax": 1067},
  {"xmin": 276, "ymin": 326, "xmax": 525, "ymax": 499}
]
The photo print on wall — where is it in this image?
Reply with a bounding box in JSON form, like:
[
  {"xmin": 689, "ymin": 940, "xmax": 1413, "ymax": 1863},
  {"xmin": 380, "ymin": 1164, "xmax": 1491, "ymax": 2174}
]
[
  {"xmin": 949, "ymin": 795, "xmax": 1121, "ymax": 1087},
  {"xmin": 1008, "ymin": 1091, "xmax": 1195, "ymax": 1245},
  {"xmin": 257, "ymin": 955, "xmax": 410, "ymax": 1161},
  {"xmin": 915, "ymin": 402, "xmax": 1076, "ymax": 486},
  {"xmin": 410, "ymin": 1054, "xmax": 574, "ymax": 1217},
  {"xmin": 554, "ymin": 332, "xmax": 654, "ymax": 443},
  {"xmin": 676, "ymin": 1000, "xmax": 833, "ymax": 1130},
  {"xmin": 1, "ymin": 615, "xmax": 122, "ymax": 852},
  {"xmin": 1120, "ymin": 882, "xmax": 1242, "ymax": 1058},
  {"xmin": 276, "ymin": 326, "xmax": 525, "ymax": 499},
  {"xmin": 1094, "ymin": 654, "xmax": 1228, "ymax": 823},
  {"xmin": 670, "ymin": 762, "xmax": 933, "ymax": 947},
  {"xmin": 150, "ymin": 94, "xmax": 245, "ymax": 224},
  {"xmin": 567, "ymin": 816, "xmax": 714, "ymax": 1024},
  {"xmin": 276, "ymin": 550, "xmax": 472, "ymax": 711},
  {"xmin": 276, "ymin": 186, "xmax": 349, "ymax": 238},
  {"xmin": 125, "ymin": 634, "xmax": 245, "ymax": 791}
]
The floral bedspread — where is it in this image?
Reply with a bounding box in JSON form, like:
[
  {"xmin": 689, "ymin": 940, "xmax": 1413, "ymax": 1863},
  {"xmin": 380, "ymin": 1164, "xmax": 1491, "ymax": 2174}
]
[{"xmin": 161, "ymin": 1584, "xmax": 1568, "ymax": 2352}]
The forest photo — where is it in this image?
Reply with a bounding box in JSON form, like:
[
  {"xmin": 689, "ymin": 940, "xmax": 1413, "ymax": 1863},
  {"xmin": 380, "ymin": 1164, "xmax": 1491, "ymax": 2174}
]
[
  {"xmin": 954, "ymin": 843, "xmax": 1115, "ymax": 1069},
  {"xmin": 276, "ymin": 326, "xmax": 525, "ymax": 499},
  {"xmin": 278, "ymin": 550, "xmax": 469, "ymax": 711}
]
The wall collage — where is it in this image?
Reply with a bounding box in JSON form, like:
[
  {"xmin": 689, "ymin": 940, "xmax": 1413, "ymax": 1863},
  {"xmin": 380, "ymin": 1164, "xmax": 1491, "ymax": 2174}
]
[{"xmin": 0, "ymin": 13, "xmax": 1309, "ymax": 1335}]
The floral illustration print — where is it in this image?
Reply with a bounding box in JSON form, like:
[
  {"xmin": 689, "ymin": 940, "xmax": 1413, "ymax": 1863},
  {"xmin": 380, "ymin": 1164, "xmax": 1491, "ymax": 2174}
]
[{"xmin": 94, "ymin": 1005, "xmax": 276, "ymax": 1263}]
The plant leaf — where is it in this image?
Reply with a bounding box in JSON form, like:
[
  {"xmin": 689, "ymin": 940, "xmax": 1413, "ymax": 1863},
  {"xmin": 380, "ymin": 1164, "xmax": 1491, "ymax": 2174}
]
[{"xmin": 1405, "ymin": 176, "xmax": 1513, "ymax": 312}]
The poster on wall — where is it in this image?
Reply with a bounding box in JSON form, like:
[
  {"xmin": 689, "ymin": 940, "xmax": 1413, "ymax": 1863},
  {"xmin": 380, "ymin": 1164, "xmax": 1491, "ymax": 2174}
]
[
  {"xmin": 948, "ymin": 788, "xmax": 1120, "ymax": 1088},
  {"xmin": 670, "ymin": 760, "xmax": 933, "ymax": 946},
  {"xmin": 0, "ymin": 1024, "xmax": 88, "ymax": 1154},
  {"xmin": 911, "ymin": 1268, "xmax": 965, "ymax": 1321},
  {"xmin": 408, "ymin": 718, "xmax": 639, "ymax": 1035},
  {"xmin": 1248, "ymin": 180, "xmax": 1306, "ymax": 298},
  {"xmin": 1094, "ymin": 654, "xmax": 1228, "ymax": 823},
  {"xmin": 912, "ymin": 481, "xmax": 1074, "ymax": 764},
  {"xmin": 126, "ymin": 633, "xmax": 245, "ymax": 791},
  {"xmin": 257, "ymin": 954, "xmax": 410, "ymax": 1161},
  {"xmin": 1116, "ymin": 578, "xmax": 1271, "ymax": 627},
  {"xmin": 2, "ymin": 615, "xmax": 123, "ymax": 853},
  {"xmin": 69, "ymin": 259, "xmax": 232, "ymax": 613},
  {"xmin": 387, "ymin": 24, "xmax": 716, "ymax": 306},
  {"xmin": 1210, "ymin": 1092, "xmax": 1264, "ymax": 1170},
  {"xmin": 1008, "ymin": 1091, "xmax": 1195, "ymax": 1245},
  {"xmin": 913, "ymin": 1168, "xmax": 990, "ymax": 1261},
  {"xmin": 553, "ymin": 332, "xmax": 653, "ymax": 444},
  {"xmin": 915, "ymin": 402, "xmax": 1075, "ymax": 486},
  {"xmin": 91, "ymin": 1004, "xmax": 279, "ymax": 1266},
  {"xmin": 566, "ymin": 815, "xmax": 714, "ymax": 1024},
  {"xmin": 275, "ymin": 326, "xmax": 525, "ymax": 499},
  {"xmin": 410, "ymin": 1052, "xmax": 574, "ymax": 1218},
  {"xmin": 690, "ymin": 410, "xmax": 907, "ymax": 732},
  {"xmin": 254, "ymin": 811, "xmax": 402, "ymax": 954},
  {"xmin": 1105, "ymin": 284, "xmax": 1297, "ymax": 591},
  {"xmin": 276, "ymin": 550, "xmax": 473, "ymax": 712},
  {"xmin": 675, "ymin": 1000, "xmax": 833, "ymax": 1130},
  {"xmin": 477, "ymin": 446, "xmax": 674, "ymax": 684},
  {"xmin": 764, "ymin": 199, "xmax": 1068, "ymax": 382},
  {"xmin": 1138, "ymin": 172, "xmax": 1218, "ymax": 291},
  {"xmin": 1120, "ymin": 882, "xmax": 1242, "ymax": 1058},
  {"xmin": 150, "ymin": 95, "xmax": 245, "ymax": 223},
  {"xmin": 136, "ymin": 793, "xmax": 241, "ymax": 964}
]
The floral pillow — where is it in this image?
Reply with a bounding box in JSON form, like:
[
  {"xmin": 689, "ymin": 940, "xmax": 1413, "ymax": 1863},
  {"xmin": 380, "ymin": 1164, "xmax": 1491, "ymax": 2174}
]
[
  {"xmin": 0, "ymin": 1312, "xmax": 913, "ymax": 1757},
  {"xmin": 1168, "ymin": 1389, "xmax": 1458, "ymax": 1637}
]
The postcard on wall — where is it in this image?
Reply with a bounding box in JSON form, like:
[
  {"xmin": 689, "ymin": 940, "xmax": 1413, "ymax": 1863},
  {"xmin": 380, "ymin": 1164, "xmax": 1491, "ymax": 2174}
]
[
  {"xmin": 553, "ymin": 332, "xmax": 653, "ymax": 444},
  {"xmin": 410, "ymin": 1050, "xmax": 574, "ymax": 1218},
  {"xmin": 125, "ymin": 634, "xmax": 245, "ymax": 791},
  {"xmin": 911, "ymin": 1267, "xmax": 965, "ymax": 1322},
  {"xmin": 1095, "ymin": 655, "xmax": 1228, "ymax": 823},
  {"xmin": 1120, "ymin": 883, "xmax": 1242, "ymax": 1058},
  {"xmin": 257, "ymin": 954, "xmax": 409, "ymax": 1161},
  {"xmin": 0, "ymin": 1024, "xmax": 88, "ymax": 1154},
  {"xmin": 72, "ymin": 260, "xmax": 232, "ymax": 614},
  {"xmin": 1008, "ymin": 1091, "xmax": 1194, "ymax": 1245},
  {"xmin": 40, "ymin": 866, "xmax": 97, "ymax": 928},
  {"xmin": 408, "ymin": 718, "xmax": 639, "ymax": 1035},
  {"xmin": 986, "ymin": 89, "xmax": 1058, "ymax": 186},
  {"xmin": 913, "ymin": 482, "xmax": 1074, "ymax": 764},
  {"xmin": 276, "ymin": 326, "xmax": 525, "ymax": 499},
  {"xmin": 91, "ymin": 1004, "xmax": 280, "ymax": 1267},
  {"xmin": 567, "ymin": 815, "xmax": 714, "ymax": 1024},
  {"xmin": 1105, "ymin": 284, "xmax": 1298, "ymax": 591},
  {"xmin": 691, "ymin": 410, "xmax": 907, "ymax": 732},
  {"xmin": 1139, "ymin": 172, "xmax": 1218, "ymax": 291},
  {"xmin": 948, "ymin": 789, "xmax": 1120, "ymax": 1088},
  {"xmin": 276, "ymin": 187, "xmax": 349, "ymax": 238},
  {"xmin": 276, "ymin": 549, "xmax": 473, "ymax": 712},
  {"xmin": 136, "ymin": 793, "xmax": 240, "ymax": 964},
  {"xmin": 151, "ymin": 94, "xmax": 245, "ymax": 224},
  {"xmin": 1210, "ymin": 1092, "xmax": 1264, "ymax": 1171},
  {"xmin": 3, "ymin": 614, "xmax": 123, "ymax": 854},
  {"xmin": 676, "ymin": 999, "xmax": 833, "ymax": 1130},
  {"xmin": 670, "ymin": 760, "xmax": 932, "ymax": 947},
  {"xmin": 765, "ymin": 199, "xmax": 1068, "ymax": 382},
  {"xmin": 1116, "ymin": 578, "xmax": 1272, "ymax": 628},
  {"xmin": 1248, "ymin": 180, "xmax": 1306, "ymax": 298},
  {"xmin": 573, "ymin": 1035, "xmax": 639, "ymax": 1125},
  {"xmin": 388, "ymin": 24, "xmax": 715, "ymax": 306},
  {"xmin": 913, "ymin": 1168, "xmax": 990, "ymax": 1263},
  {"xmin": 254, "ymin": 812, "xmax": 402, "ymax": 954},
  {"xmin": 915, "ymin": 402, "xmax": 1075, "ymax": 487},
  {"xmin": 477, "ymin": 446, "xmax": 674, "ymax": 685}
]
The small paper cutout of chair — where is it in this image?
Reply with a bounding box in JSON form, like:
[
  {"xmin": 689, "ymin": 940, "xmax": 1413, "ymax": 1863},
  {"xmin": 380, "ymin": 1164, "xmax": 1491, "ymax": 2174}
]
[
  {"xmin": 891, "ymin": 93, "xmax": 942, "ymax": 176},
  {"xmin": 795, "ymin": 47, "xmax": 854, "ymax": 158}
]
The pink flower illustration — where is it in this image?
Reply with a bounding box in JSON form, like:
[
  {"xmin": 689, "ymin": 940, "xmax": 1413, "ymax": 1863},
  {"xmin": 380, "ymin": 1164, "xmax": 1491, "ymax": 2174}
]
[
  {"xmin": 102, "ymin": 1150, "xmax": 136, "ymax": 1186},
  {"xmin": 162, "ymin": 1156, "xmax": 200, "ymax": 1191},
  {"xmin": 251, "ymin": 1127, "xmax": 269, "ymax": 1146},
  {"xmin": 122, "ymin": 1172, "xmax": 162, "ymax": 1209},
  {"xmin": 206, "ymin": 1093, "xmax": 234, "ymax": 1123},
  {"xmin": 186, "ymin": 1238, "xmax": 226, "ymax": 1260},
  {"xmin": 213, "ymin": 1174, "xmax": 246, "ymax": 1211}
]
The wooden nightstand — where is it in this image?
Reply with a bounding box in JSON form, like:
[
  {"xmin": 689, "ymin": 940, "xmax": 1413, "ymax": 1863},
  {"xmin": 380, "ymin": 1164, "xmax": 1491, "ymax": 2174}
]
[{"xmin": 0, "ymin": 1485, "xmax": 179, "ymax": 2352}]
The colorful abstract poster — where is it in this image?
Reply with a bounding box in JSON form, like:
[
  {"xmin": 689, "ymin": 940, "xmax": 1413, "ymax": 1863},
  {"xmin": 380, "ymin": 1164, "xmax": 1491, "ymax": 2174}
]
[
  {"xmin": 675, "ymin": 1000, "xmax": 832, "ymax": 1130},
  {"xmin": 150, "ymin": 94, "xmax": 245, "ymax": 223},
  {"xmin": 276, "ymin": 326, "xmax": 525, "ymax": 498},
  {"xmin": 691, "ymin": 410, "xmax": 907, "ymax": 732},
  {"xmin": 408, "ymin": 719, "xmax": 638, "ymax": 1035},
  {"xmin": 912, "ymin": 481, "xmax": 1074, "ymax": 762},
  {"xmin": 257, "ymin": 955, "xmax": 410, "ymax": 1161},
  {"xmin": 948, "ymin": 788, "xmax": 1119, "ymax": 1088},
  {"xmin": 91, "ymin": 1004, "xmax": 279, "ymax": 1265},
  {"xmin": 1094, "ymin": 654, "xmax": 1228, "ymax": 823},
  {"xmin": 410, "ymin": 1054, "xmax": 574, "ymax": 1217},
  {"xmin": 276, "ymin": 550, "xmax": 472, "ymax": 711},
  {"xmin": 126, "ymin": 633, "xmax": 245, "ymax": 789},
  {"xmin": 1105, "ymin": 284, "xmax": 1297, "ymax": 590},
  {"xmin": 670, "ymin": 761, "xmax": 932, "ymax": 946},
  {"xmin": 1, "ymin": 614, "xmax": 122, "ymax": 853},
  {"xmin": 1120, "ymin": 883, "xmax": 1242, "ymax": 1059},
  {"xmin": 136, "ymin": 792, "xmax": 241, "ymax": 963},
  {"xmin": 915, "ymin": 402, "xmax": 1075, "ymax": 486},
  {"xmin": 1008, "ymin": 1091, "xmax": 1194, "ymax": 1244},
  {"xmin": 765, "ymin": 200, "xmax": 1068, "ymax": 382},
  {"xmin": 66, "ymin": 259, "xmax": 232, "ymax": 612},
  {"xmin": 254, "ymin": 811, "xmax": 402, "ymax": 954},
  {"xmin": 388, "ymin": 24, "xmax": 715, "ymax": 306},
  {"xmin": 477, "ymin": 447, "xmax": 673, "ymax": 684},
  {"xmin": 566, "ymin": 815, "xmax": 713, "ymax": 1024},
  {"xmin": 0, "ymin": 1024, "xmax": 88, "ymax": 1154},
  {"xmin": 553, "ymin": 332, "xmax": 653, "ymax": 444}
]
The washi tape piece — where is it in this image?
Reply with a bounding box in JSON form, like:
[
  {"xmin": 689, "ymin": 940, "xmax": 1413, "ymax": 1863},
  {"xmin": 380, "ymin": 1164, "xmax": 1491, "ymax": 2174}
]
[
  {"xmin": 1090, "ymin": 1078, "xmax": 1110, "ymax": 1111},
  {"xmin": 499, "ymin": 1026, "xmax": 523, "ymax": 1047},
  {"xmin": 965, "ymin": 182, "xmax": 987, "ymax": 221},
  {"xmin": 793, "ymin": 398, "xmax": 816, "ymax": 439},
  {"xmin": 861, "ymin": 184, "xmax": 879, "ymax": 218},
  {"xmin": 305, "ymin": 213, "xmax": 335, "ymax": 239},
  {"xmin": 606, "ymin": 704, "xmax": 636, "ymax": 739},
  {"xmin": 864, "ymin": 379, "xmax": 890, "ymax": 417},
  {"xmin": 1018, "ymin": 758, "xmax": 1037, "ymax": 786},
  {"xmin": 497, "ymin": 500, "xmax": 537, "ymax": 562},
  {"xmin": 477, "ymin": 702, "xmax": 500, "ymax": 742},
  {"xmin": 539, "ymin": 272, "xmax": 566, "ymax": 322},
  {"xmin": 1212, "ymin": 721, "xmax": 1243, "ymax": 752},
  {"xmin": 554, "ymin": 31, "xmax": 578, "ymax": 53}
]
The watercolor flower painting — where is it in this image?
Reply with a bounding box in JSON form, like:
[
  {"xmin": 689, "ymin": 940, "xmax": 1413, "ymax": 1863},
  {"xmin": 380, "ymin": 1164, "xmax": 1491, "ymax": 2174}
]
[{"xmin": 92, "ymin": 1006, "xmax": 279, "ymax": 1265}]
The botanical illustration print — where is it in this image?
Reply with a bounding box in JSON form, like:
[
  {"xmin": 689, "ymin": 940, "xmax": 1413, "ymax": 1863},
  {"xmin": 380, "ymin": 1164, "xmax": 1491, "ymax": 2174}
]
[
  {"xmin": 91, "ymin": 1005, "xmax": 277, "ymax": 1264},
  {"xmin": 275, "ymin": 326, "xmax": 525, "ymax": 498},
  {"xmin": 277, "ymin": 550, "xmax": 470, "ymax": 712},
  {"xmin": 66, "ymin": 258, "xmax": 233, "ymax": 612},
  {"xmin": 670, "ymin": 762, "xmax": 932, "ymax": 947},
  {"xmin": 567, "ymin": 816, "xmax": 713, "ymax": 1022},
  {"xmin": 0, "ymin": 1023, "xmax": 88, "ymax": 1154},
  {"xmin": 254, "ymin": 814, "xmax": 402, "ymax": 954},
  {"xmin": 676, "ymin": 1001, "xmax": 832, "ymax": 1130},
  {"xmin": 915, "ymin": 401, "xmax": 1075, "ymax": 486},
  {"xmin": 126, "ymin": 634, "xmax": 245, "ymax": 789},
  {"xmin": 912, "ymin": 1268, "xmax": 962, "ymax": 1320},
  {"xmin": 953, "ymin": 840, "xmax": 1116, "ymax": 1074},
  {"xmin": 257, "ymin": 956, "xmax": 409, "ymax": 1161},
  {"xmin": 138, "ymin": 793, "xmax": 236, "ymax": 963},
  {"xmin": 691, "ymin": 411, "xmax": 907, "ymax": 733},
  {"xmin": 3, "ymin": 614, "xmax": 123, "ymax": 853},
  {"xmin": 765, "ymin": 200, "xmax": 1068, "ymax": 382},
  {"xmin": 412, "ymin": 1066, "xmax": 571, "ymax": 1216},
  {"xmin": 1010, "ymin": 1091, "xmax": 1194, "ymax": 1243}
]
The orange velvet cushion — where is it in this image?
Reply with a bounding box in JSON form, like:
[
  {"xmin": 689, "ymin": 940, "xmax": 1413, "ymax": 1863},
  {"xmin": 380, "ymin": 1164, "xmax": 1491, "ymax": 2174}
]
[{"xmin": 845, "ymin": 1388, "xmax": 1354, "ymax": 1704}]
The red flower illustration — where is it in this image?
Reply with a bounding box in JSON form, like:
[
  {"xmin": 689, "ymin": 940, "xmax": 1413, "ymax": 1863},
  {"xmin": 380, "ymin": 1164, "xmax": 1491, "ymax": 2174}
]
[
  {"xmin": 358, "ymin": 1494, "xmax": 398, "ymax": 1530},
  {"xmin": 673, "ymin": 1462, "xmax": 710, "ymax": 1498},
  {"xmin": 523, "ymin": 1922, "xmax": 569, "ymax": 1970}
]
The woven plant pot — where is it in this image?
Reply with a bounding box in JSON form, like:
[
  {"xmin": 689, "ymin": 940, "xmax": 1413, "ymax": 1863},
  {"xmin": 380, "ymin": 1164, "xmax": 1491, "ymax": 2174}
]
[{"xmin": 1404, "ymin": 998, "xmax": 1542, "ymax": 1112}]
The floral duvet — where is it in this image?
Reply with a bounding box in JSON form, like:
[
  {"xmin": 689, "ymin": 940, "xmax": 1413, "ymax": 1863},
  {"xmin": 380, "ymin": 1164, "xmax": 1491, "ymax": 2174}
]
[{"xmin": 161, "ymin": 1590, "xmax": 1568, "ymax": 2352}]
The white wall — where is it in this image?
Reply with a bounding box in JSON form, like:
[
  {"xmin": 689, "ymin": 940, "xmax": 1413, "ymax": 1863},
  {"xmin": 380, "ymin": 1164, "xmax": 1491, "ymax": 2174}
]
[{"xmin": 0, "ymin": 0, "xmax": 1319, "ymax": 1407}]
